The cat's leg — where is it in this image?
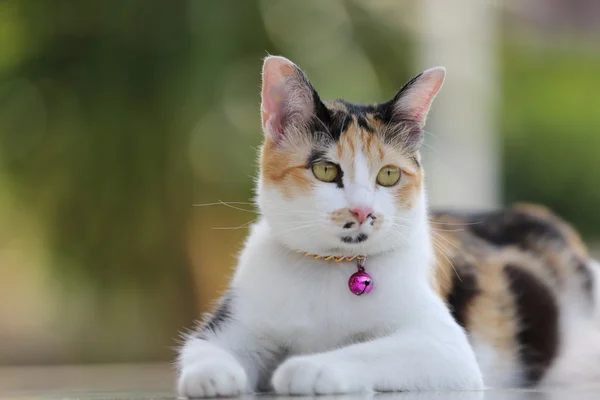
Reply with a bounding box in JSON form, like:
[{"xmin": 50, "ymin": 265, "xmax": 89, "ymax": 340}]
[
  {"xmin": 272, "ymin": 307, "xmax": 483, "ymax": 394},
  {"xmin": 177, "ymin": 295, "xmax": 275, "ymax": 397},
  {"xmin": 177, "ymin": 334, "xmax": 252, "ymax": 398}
]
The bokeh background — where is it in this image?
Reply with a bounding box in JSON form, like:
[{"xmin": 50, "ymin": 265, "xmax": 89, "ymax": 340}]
[{"xmin": 1, "ymin": 0, "xmax": 599, "ymax": 365}]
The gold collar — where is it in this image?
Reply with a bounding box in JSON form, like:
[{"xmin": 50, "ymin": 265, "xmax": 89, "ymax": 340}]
[{"xmin": 296, "ymin": 251, "xmax": 365, "ymax": 263}]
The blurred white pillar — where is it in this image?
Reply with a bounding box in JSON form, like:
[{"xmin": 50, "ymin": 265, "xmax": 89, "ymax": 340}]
[{"xmin": 417, "ymin": 0, "xmax": 500, "ymax": 210}]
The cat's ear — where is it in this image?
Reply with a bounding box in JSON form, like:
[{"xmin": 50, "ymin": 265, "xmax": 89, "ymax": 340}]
[
  {"xmin": 261, "ymin": 56, "xmax": 320, "ymax": 142},
  {"xmin": 384, "ymin": 67, "xmax": 445, "ymax": 150},
  {"xmin": 392, "ymin": 67, "xmax": 445, "ymax": 127}
]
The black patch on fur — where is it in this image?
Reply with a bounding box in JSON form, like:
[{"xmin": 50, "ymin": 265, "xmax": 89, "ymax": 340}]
[
  {"xmin": 576, "ymin": 259, "xmax": 594, "ymax": 301},
  {"xmin": 339, "ymin": 100, "xmax": 378, "ymax": 116},
  {"xmin": 308, "ymin": 109, "xmax": 349, "ymax": 142},
  {"xmin": 332, "ymin": 164, "xmax": 344, "ymax": 189},
  {"xmin": 314, "ymin": 101, "xmax": 377, "ymax": 141},
  {"xmin": 356, "ymin": 115, "xmax": 374, "ymax": 132},
  {"xmin": 505, "ymin": 264, "xmax": 559, "ymax": 385},
  {"xmin": 307, "ymin": 149, "xmax": 327, "ymax": 165},
  {"xmin": 341, "ymin": 233, "xmax": 368, "ymax": 244},
  {"xmin": 196, "ymin": 292, "xmax": 234, "ymax": 338},
  {"xmin": 343, "ymin": 222, "xmax": 355, "ymax": 229},
  {"xmin": 331, "ymin": 111, "xmax": 353, "ymax": 137},
  {"xmin": 467, "ymin": 209, "xmax": 565, "ymax": 251},
  {"xmin": 446, "ymin": 259, "xmax": 480, "ymax": 328}
]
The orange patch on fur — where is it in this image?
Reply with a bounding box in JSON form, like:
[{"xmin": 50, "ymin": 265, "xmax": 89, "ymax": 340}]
[
  {"xmin": 431, "ymin": 235, "xmax": 520, "ymax": 361},
  {"xmin": 346, "ymin": 129, "xmax": 356, "ymax": 159},
  {"xmin": 336, "ymin": 138, "xmax": 343, "ymax": 159},
  {"xmin": 466, "ymin": 259, "xmax": 520, "ymax": 359},
  {"xmin": 365, "ymin": 113, "xmax": 383, "ymax": 129},
  {"xmin": 260, "ymin": 137, "xmax": 313, "ymax": 198},
  {"xmin": 392, "ymin": 169, "xmax": 423, "ymax": 209},
  {"xmin": 330, "ymin": 209, "xmax": 351, "ymax": 225},
  {"xmin": 363, "ymin": 131, "xmax": 373, "ymax": 154},
  {"xmin": 324, "ymin": 100, "xmax": 348, "ymax": 113},
  {"xmin": 377, "ymin": 144, "xmax": 385, "ymax": 162}
]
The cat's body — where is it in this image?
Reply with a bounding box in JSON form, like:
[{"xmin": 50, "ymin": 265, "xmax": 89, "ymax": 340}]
[
  {"xmin": 177, "ymin": 56, "xmax": 600, "ymax": 397},
  {"xmin": 432, "ymin": 205, "xmax": 600, "ymax": 388}
]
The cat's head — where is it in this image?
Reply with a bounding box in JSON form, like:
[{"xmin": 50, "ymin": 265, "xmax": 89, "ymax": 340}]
[{"xmin": 256, "ymin": 56, "xmax": 444, "ymax": 256}]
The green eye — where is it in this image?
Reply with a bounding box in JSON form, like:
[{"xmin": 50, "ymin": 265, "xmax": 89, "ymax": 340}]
[
  {"xmin": 312, "ymin": 162, "xmax": 339, "ymax": 182},
  {"xmin": 376, "ymin": 165, "xmax": 401, "ymax": 187}
]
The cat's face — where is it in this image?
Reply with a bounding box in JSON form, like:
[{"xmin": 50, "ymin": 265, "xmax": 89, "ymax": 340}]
[{"xmin": 257, "ymin": 56, "xmax": 444, "ymax": 256}]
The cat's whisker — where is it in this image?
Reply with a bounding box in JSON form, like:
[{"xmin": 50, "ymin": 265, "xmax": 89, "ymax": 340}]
[
  {"xmin": 430, "ymin": 227, "xmax": 465, "ymax": 233},
  {"xmin": 429, "ymin": 220, "xmax": 482, "ymax": 226},
  {"xmin": 421, "ymin": 142, "xmax": 438, "ymax": 154},
  {"xmin": 431, "ymin": 239, "xmax": 453, "ymax": 264},
  {"xmin": 193, "ymin": 201, "xmax": 255, "ymax": 207},
  {"xmin": 387, "ymin": 226, "xmax": 410, "ymax": 246},
  {"xmin": 389, "ymin": 217, "xmax": 412, "ymax": 226},
  {"xmin": 430, "ymin": 237, "xmax": 460, "ymax": 282},
  {"xmin": 431, "ymin": 231, "xmax": 460, "ymax": 250},
  {"xmin": 392, "ymin": 214, "xmax": 482, "ymax": 227},
  {"xmin": 275, "ymin": 221, "xmax": 324, "ymax": 236},
  {"xmin": 212, "ymin": 219, "xmax": 258, "ymax": 230},
  {"xmin": 423, "ymin": 129, "xmax": 439, "ymax": 139},
  {"xmin": 433, "ymin": 255, "xmax": 451, "ymax": 282},
  {"xmin": 314, "ymin": 117, "xmax": 333, "ymax": 138},
  {"xmin": 193, "ymin": 201, "xmax": 259, "ymax": 214}
]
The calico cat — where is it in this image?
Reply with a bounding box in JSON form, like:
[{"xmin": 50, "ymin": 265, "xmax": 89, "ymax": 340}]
[{"xmin": 177, "ymin": 56, "xmax": 600, "ymax": 397}]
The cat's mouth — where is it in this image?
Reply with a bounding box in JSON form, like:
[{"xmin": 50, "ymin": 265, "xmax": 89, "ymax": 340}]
[{"xmin": 340, "ymin": 234, "xmax": 369, "ymax": 244}]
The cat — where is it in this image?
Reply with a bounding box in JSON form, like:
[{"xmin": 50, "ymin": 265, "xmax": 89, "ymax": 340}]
[{"xmin": 177, "ymin": 56, "xmax": 600, "ymax": 397}]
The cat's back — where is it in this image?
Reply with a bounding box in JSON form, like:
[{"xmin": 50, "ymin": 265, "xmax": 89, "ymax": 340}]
[{"xmin": 430, "ymin": 203, "xmax": 599, "ymax": 387}]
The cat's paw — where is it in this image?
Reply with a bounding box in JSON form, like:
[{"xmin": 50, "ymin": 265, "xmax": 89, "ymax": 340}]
[
  {"xmin": 178, "ymin": 359, "xmax": 249, "ymax": 398},
  {"xmin": 271, "ymin": 356, "xmax": 366, "ymax": 395}
]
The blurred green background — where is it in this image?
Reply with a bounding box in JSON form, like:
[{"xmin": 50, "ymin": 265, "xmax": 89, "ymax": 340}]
[{"xmin": 1, "ymin": 0, "xmax": 599, "ymax": 365}]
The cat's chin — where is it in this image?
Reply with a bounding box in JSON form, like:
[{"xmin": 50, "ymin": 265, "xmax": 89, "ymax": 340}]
[{"xmin": 277, "ymin": 233, "xmax": 400, "ymax": 258}]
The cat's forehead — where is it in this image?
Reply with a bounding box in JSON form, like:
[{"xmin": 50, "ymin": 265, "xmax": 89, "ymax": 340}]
[
  {"xmin": 316, "ymin": 100, "xmax": 416, "ymax": 169},
  {"xmin": 320, "ymin": 100, "xmax": 389, "ymax": 141}
]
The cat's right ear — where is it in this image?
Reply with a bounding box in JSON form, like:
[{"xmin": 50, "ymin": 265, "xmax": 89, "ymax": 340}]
[{"xmin": 261, "ymin": 56, "xmax": 319, "ymax": 142}]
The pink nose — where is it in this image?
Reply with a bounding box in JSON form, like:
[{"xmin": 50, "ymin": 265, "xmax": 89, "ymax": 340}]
[{"xmin": 350, "ymin": 208, "xmax": 373, "ymax": 224}]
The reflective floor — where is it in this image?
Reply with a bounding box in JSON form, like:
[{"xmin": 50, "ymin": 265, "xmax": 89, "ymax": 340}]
[{"xmin": 0, "ymin": 364, "xmax": 599, "ymax": 400}]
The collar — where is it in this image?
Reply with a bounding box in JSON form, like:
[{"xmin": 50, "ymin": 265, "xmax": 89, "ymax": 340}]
[{"xmin": 296, "ymin": 251, "xmax": 365, "ymax": 263}]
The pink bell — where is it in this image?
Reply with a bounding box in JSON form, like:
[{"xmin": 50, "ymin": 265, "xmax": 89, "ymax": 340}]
[{"xmin": 348, "ymin": 268, "xmax": 373, "ymax": 295}]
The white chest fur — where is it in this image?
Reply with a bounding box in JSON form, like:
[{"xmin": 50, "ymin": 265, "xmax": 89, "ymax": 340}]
[{"xmin": 231, "ymin": 219, "xmax": 437, "ymax": 355}]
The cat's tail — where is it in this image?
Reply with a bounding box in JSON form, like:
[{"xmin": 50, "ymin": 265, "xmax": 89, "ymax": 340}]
[{"xmin": 540, "ymin": 258, "xmax": 600, "ymax": 388}]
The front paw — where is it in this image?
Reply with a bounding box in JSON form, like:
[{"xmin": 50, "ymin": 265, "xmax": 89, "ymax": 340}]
[
  {"xmin": 272, "ymin": 356, "xmax": 365, "ymax": 395},
  {"xmin": 178, "ymin": 359, "xmax": 249, "ymax": 398}
]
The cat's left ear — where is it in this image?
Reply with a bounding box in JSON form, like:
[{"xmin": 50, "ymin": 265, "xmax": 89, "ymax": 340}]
[{"xmin": 391, "ymin": 66, "xmax": 446, "ymax": 128}]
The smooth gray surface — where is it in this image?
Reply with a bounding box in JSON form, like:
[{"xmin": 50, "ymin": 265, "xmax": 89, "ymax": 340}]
[{"xmin": 1, "ymin": 364, "xmax": 599, "ymax": 400}]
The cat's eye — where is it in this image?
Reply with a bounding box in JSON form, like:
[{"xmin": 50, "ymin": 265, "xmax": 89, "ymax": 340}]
[
  {"xmin": 312, "ymin": 162, "xmax": 339, "ymax": 183},
  {"xmin": 376, "ymin": 165, "xmax": 401, "ymax": 187}
]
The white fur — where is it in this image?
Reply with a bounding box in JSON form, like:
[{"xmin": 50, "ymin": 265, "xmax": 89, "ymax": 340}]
[{"xmin": 177, "ymin": 158, "xmax": 483, "ymax": 396}]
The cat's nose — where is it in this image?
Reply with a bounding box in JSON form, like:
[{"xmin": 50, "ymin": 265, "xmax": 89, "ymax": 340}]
[{"xmin": 350, "ymin": 208, "xmax": 373, "ymax": 224}]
